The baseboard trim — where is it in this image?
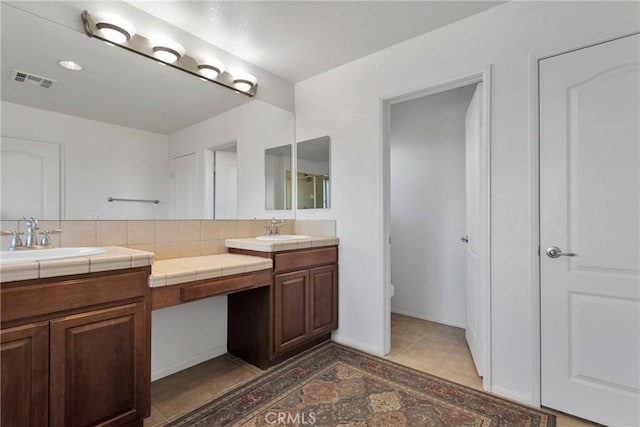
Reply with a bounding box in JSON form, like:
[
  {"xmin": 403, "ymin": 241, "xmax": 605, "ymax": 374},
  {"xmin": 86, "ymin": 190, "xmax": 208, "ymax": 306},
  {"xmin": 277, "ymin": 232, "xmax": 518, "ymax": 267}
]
[
  {"xmin": 491, "ymin": 385, "xmax": 534, "ymax": 406},
  {"xmin": 390, "ymin": 309, "xmax": 466, "ymax": 329},
  {"xmin": 332, "ymin": 333, "xmax": 382, "ymax": 356},
  {"xmin": 151, "ymin": 344, "xmax": 228, "ymax": 381}
]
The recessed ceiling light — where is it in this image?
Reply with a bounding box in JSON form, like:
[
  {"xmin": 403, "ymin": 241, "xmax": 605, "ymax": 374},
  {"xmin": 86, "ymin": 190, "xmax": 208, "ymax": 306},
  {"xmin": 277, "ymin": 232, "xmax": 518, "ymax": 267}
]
[{"xmin": 58, "ymin": 60, "xmax": 83, "ymax": 71}]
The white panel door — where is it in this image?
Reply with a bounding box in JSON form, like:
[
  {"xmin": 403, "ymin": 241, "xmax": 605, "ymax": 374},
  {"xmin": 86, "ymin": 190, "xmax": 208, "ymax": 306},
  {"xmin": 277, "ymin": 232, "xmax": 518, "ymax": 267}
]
[
  {"xmin": 171, "ymin": 153, "xmax": 197, "ymax": 219},
  {"xmin": 1, "ymin": 136, "xmax": 61, "ymax": 219},
  {"xmin": 464, "ymin": 83, "xmax": 484, "ymax": 377},
  {"xmin": 214, "ymin": 150, "xmax": 238, "ymax": 219},
  {"xmin": 540, "ymin": 34, "xmax": 640, "ymax": 426}
]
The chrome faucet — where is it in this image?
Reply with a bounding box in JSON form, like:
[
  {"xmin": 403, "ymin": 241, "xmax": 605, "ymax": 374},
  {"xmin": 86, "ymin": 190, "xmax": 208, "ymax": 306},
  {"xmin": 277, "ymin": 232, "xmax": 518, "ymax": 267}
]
[
  {"xmin": 1, "ymin": 217, "xmax": 60, "ymax": 250},
  {"xmin": 25, "ymin": 217, "xmax": 40, "ymax": 247},
  {"xmin": 264, "ymin": 218, "xmax": 285, "ymax": 235}
]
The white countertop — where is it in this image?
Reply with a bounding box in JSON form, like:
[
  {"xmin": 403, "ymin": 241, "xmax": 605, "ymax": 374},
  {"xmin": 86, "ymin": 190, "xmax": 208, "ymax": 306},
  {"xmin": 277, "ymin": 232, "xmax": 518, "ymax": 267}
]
[
  {"xmin": 0, "ymin": 246, "xmax": 154, "ymax": 283},
  {"xmin": 150, "ymin": 254, "xmax": 272, "ymax": 288},
  {"xmin": 0, "ymin": 244, "xmax": 306, "ymax": 288},
  {"xmin": 225, "ymin": 236, "xmax": 339, "ymax": 252}
]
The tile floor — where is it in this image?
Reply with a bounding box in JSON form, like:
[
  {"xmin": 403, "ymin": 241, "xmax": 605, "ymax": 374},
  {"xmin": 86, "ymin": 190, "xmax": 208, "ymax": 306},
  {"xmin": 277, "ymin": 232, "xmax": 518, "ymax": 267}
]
[
  {"xmin": 144, "ymin": 354, "xmax": 262, "ymax": 426},
  {"xmin": 386, "ymin": 313, "xmax": 597, "ymax": 427},
  {"xmin": 144, "ymin": 313, "xmax": 597, "ymax": 426}
]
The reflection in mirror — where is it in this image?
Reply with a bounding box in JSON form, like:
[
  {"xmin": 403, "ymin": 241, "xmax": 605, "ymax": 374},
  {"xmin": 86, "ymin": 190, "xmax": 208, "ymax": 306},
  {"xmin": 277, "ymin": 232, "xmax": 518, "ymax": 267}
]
[
  {"xmin": 0, "ymin": 2, "xmax": 294, "ymax": 221},
  {"xmin": 265, "ymin": 145, "xmax": 292, "ymax": 210},
  {"xmin": 212, "ymin": 143, "xmax": 238, "ymax": 219},
  {"xmin": 296, "ymin": 136, "xmax": 330, "ymax": 209}
]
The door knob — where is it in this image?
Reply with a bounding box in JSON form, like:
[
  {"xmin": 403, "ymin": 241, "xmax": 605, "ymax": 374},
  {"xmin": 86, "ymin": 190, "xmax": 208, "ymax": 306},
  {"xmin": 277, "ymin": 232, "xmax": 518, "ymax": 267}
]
[
  {"xmin": 546, "ymin": 246, "xmax": 577, "ymax": 258},
  {"xmin": 461, "ymin": 235, "xmax": 469, "ymax": 244}
]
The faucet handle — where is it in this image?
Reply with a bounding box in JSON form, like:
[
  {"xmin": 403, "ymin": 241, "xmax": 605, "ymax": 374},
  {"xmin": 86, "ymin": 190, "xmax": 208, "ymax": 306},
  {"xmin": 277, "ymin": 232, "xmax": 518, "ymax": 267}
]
[
  {"xmin": 40, "ymin": 229, "xmax": 61, "ymax": 247},
  {"xmin": 2, "ymin": 230, "xmax": 24, "ymax": 250},
  {"xmin": 42, "ymin": 229, "xmax": 61, "ymax": 234}
]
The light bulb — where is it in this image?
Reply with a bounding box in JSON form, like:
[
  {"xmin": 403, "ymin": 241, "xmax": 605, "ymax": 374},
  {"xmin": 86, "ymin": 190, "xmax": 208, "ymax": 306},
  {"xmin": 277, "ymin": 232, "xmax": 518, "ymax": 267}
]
[
  {"xmin": 151, "ymin": 39, "xmax": 185, "ymax": 64},
  {"xmin": 93, "ymin": 15, "xmax": 135, "ymax": 43},
  {"xmin": 232, "ymin": 71, "xmax": 257, "ymax": 92}
]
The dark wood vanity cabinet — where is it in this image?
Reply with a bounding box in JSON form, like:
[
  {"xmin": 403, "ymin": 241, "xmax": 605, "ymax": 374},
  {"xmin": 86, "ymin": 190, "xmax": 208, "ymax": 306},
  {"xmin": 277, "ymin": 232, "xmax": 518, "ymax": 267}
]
[
  {"xmin": 273, "ymin": 264, "xmax": 338, "ymax": 355},
  {"xmin": 228, "ymin": 246, "xmax": 338, "ymax": 368},
  {"xmin": 0, "ymin": 322, "xmax": 49, "ymax": 426},
  {"xmin": 274, "ymin": 270, "xmax": 310, "ymax": 353},
  {"xmin": 308, "ymin": 264, "xmax": 339, "ymax": 337},
  {"xmin": 0, "ymin": 268, "xmax": 151, "ymax": 427}
]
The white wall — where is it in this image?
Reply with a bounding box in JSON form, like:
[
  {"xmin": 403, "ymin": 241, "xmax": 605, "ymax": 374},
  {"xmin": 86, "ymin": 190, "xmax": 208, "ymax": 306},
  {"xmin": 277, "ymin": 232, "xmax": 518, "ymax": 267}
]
[
  {"xmin": 169, "ymin": 100, "xmax": 295, "ymax": 219},
  {"xmin": 294, "ymin": 1, "xmax": 640, "ymax": 404},
  {"xmin": 1, "ymin": 102, "xmax": 170, "ymax": 219},
  {"xmin": 151, "ymin": 297, "xmax": 228, "ymax": 381},
  {"xmin": 297, "ymin": 158, "xmax": 329, "ymax": 176},
  {"xmin": 390, "ymin": 85, "xmax": 475, "ymax": 328}
]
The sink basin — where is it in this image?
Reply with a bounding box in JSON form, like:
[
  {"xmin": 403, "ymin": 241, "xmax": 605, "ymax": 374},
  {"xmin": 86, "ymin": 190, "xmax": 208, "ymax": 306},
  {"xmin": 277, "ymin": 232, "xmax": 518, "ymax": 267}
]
[
  {"xmin": 0, "ymin": 247, "xmax": 107, "ymax": 265},
  {"xmin": 255, "ymin": 235, "xmax": 312, "ymax": 241}
]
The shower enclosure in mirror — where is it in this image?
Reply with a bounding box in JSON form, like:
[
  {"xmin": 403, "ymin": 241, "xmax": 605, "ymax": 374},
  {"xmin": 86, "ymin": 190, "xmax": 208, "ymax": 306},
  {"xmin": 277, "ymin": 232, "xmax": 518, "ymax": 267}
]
[
  {"xmin": 265, "ymin": 145, "xmax": 292, "ymax": 210},
  {"xmin": 296, "ymin": 136, "xmax": 330, "ymax": 209}
]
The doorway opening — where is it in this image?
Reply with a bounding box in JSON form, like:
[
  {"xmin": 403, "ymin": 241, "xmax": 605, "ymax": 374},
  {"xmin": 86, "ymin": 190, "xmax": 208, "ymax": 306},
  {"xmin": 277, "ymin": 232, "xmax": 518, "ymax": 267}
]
[
  {"xmin": 382, "ymin": 73, "xmax": 491, "ymax": 391},
  {"xmin": 205, "ymin": 142, "xmax": 238, "ymax": 219}
]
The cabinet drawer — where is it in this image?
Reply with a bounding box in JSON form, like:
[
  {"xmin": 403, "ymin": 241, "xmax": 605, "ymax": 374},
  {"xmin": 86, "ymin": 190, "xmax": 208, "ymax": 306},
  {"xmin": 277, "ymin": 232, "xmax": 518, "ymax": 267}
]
[
  {"xmin": 274, "ymin": 247, "xmax": 337, "ymax": 273},
  {"xmin": 1, "ymin": 269, "xmax": 148, "ymax": 325},
  {"xmin": 181, "ymin": 269, "xmax": 272, "ymax": 303}
]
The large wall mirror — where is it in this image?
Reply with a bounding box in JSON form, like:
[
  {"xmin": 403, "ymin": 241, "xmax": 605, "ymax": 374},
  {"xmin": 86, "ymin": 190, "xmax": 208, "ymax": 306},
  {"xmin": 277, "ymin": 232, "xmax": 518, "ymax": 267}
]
[
  {"xmin": 265, "ymin": 145, "xmax": 292, "ymax": 210},
  {"xmin": 0, "ymin": 2, "xmax": 294, "ymax": 221},
  {"xmin": 296, "ymin": 136, "xmax": 330, "ymax": 209}
]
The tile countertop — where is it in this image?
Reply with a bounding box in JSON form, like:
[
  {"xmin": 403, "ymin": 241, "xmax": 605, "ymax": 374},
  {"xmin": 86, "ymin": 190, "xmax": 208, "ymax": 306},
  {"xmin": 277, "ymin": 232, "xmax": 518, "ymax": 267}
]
[
  {"xmin": 150, "ymin": 254, "xmax": 273, "ymax": 288},
  {"xmin": 0, "ymin": 246, "xmax": 154, "ymax": 283},
  {"xmin": 224, "ymin": 236, "xmax": 339, "ymax": 252}
]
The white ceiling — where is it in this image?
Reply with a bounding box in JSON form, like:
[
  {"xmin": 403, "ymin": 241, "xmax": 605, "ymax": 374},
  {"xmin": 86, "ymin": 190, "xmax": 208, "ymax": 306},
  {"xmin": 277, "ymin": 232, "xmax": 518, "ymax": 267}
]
[
  {"xmin": 129, "ymin": 1, "xmax": 503, "ymax": 83},
  {"xmin": 1, "ymin": 2, "xmax": 253, "ymax": 134},
  {"xmin": 1, "ymin": 1, "xmax": 503, "ymax": 134}
]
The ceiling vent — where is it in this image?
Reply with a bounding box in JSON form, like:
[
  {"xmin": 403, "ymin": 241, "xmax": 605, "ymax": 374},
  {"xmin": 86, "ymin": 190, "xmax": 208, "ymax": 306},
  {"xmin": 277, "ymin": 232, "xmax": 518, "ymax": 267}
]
[{"xmin": 11, "ymin": 69, "xmax": 56, "ymax": 89}]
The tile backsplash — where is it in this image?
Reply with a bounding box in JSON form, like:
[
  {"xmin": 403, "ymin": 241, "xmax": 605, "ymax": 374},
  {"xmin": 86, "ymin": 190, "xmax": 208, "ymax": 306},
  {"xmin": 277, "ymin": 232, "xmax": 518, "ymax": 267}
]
[{"xmin": 0, "ymin": 219, "xmax": 336, "ymax": 260}]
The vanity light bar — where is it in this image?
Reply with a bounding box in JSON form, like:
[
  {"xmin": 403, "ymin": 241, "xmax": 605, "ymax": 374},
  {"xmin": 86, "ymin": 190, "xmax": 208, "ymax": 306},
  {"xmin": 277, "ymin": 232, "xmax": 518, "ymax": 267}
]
[{"xmin": 81, "ymin": 11, "xmax": 257, "ymax": 97}]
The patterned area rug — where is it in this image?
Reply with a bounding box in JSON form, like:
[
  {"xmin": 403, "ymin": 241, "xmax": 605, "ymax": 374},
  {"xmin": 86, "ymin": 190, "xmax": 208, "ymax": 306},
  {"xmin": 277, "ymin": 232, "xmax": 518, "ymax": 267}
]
[{"xmin": 167, "ymin": 342, "xmax": 555, "ymax": 426}]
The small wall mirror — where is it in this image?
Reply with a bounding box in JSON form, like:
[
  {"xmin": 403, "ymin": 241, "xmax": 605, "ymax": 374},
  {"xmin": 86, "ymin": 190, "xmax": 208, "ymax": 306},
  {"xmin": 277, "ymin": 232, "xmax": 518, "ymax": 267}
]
[
  {"xmin": 265, "ymin": 145, "xmax": 292, "ymax": 210},
  {"xmin": 296, "ymin": 136, "xmax": 330, "ymax": 209}
]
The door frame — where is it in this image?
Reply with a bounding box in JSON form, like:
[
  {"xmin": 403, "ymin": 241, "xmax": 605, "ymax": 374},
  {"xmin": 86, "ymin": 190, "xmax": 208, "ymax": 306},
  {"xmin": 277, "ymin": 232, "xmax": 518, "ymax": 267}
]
[
  {"xmin": 381, "ymin": 68, "xmax": 493, "ymax": 391},
  {"xmin": 533, "ymin": 31, "xmax": 640, "ymax": 408},
  {"xmin": 204, "ymin": 141, "xmax": 237, "ymax": 219}
]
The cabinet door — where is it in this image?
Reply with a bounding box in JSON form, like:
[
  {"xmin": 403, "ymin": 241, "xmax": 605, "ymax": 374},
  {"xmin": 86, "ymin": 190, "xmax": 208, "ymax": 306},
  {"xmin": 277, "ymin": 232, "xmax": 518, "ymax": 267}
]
[
  {"xmin": 1, "ymin": 322, "xmax": 49, "ymax": 427},
  {"xmin": 309, "ymin": 265, "xmax": 338, "ymax": 337},
  {"xmin": 274, "ymin": 271, "xmax": 310, "ymax": 354},
  {"xmin": 50, "ymin": 302, "xmax": 147, "ymax": 427}
]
